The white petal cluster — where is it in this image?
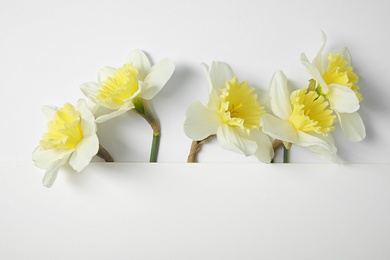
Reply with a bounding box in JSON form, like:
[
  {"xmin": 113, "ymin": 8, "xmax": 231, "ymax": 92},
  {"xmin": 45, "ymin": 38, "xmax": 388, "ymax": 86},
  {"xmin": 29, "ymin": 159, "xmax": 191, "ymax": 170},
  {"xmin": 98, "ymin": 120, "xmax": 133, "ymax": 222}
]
[
  {"xmin": 32, "ymin": 99, "xmax": 99, "ymax": 187},
  {"xmin": 260, "ymin": 71, "xmax": 338, "ymax": 162},
  {"xmin": 301, "ymin": 32, "xmax": 366, "ymax": 142},
  {"xmin": 80, "ymin": 50, "xmax": 175, "ymax": 123},
  {"xmin": 184, "ymin": 61, "xmax": 274, "ymax": 163}
]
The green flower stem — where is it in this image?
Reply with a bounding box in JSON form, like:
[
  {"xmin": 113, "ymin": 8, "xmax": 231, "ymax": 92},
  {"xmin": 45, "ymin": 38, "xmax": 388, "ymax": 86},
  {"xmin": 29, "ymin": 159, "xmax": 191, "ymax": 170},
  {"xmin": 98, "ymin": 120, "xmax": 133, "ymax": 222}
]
[
  {"xmin": 132, "ymin": 97, "xmax": 161, "ymax": 163},
  {"xmin": 187, "ymin": 135, "xmax": 215, "ymax": 163},
  {"xmin": 150, "ymin": 132, "xmax": 160, "ymax": 163},
  {"xmin": 283, "ymin": 146, "xmax": 289, "ymax": 163},
  {"xmin": 271, "ymin": 139, "xmax": 291, "ymax": 163},
  {"xmin": 97, "ymin": 144, "xmax": 114, "ymax": 162}
]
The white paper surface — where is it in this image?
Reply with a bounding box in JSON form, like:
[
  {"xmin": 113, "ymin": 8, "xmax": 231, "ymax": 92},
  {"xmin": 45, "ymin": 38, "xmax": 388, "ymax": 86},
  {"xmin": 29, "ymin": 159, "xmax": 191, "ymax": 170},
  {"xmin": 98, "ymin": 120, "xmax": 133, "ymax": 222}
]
[{"xmin": 1, "ymin": 163, "xmax": 390, "ymax": 259}]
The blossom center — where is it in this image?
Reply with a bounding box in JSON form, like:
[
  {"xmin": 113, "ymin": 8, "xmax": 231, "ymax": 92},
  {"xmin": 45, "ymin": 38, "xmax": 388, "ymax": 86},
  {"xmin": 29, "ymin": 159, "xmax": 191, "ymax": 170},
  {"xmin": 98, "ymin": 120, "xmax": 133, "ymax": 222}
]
[
  {"xmin": 322, "ymin": 53, "xmax": 363, "ymax": 102},
  {"xmin": 40, "ymin": 103, "xmax": 83, "ymax": 150},
  {"xmin": 288, "ymin": 88, "xmax": 335, "ymax": 135},
  {"xmin": 97, "ymin": 64, "xmax": 140, "ymax": 109},
  {"xmin": 218, "ymin": 77, "xmax": 265, "ymax": 131}
]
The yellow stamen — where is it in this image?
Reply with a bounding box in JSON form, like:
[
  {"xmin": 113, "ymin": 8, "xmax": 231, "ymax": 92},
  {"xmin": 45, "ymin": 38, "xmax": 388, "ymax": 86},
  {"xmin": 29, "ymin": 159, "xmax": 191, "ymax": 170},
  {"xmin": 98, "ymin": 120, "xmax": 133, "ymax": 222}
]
[
  {"xmin": 40, "ymin": 103, "xmax": 83, "ymax": 150},
  {"xmin": 322, "ymin": 53, "xmax": 363, "ymax": 102},
  {"xmin": 289, "ymin": 88, "xmax": 335, "ymax": 135},
  {"xmin": 218, "ymin": 77, "xmax": 265, "ymax": 131},
  {"xmin": 97, "ymin": 64, "xmax": 140, "ymax": 109}
]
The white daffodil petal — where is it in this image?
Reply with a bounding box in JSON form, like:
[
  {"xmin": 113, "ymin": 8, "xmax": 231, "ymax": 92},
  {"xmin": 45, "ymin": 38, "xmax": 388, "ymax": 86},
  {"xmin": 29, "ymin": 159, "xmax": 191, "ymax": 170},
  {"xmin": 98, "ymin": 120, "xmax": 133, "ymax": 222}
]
[
  {"xmin": 95, "ymin": 106, "xmax": 132, "ymax": 123},
  {"xmin": 343, "ymin": 48, "xmax": 352, "ymax": 64},
  {"xmin": 250, "ymin": 130, "xmax": 274, "ymax": 163},
  {"xmin": 209, "ymin": 61, "xmax": 234, "ymax": 90},
  {"xmin": 86, "ymin": 100, "xmax": 99, "ymax": 115},
  {"xmin": 216, "ymin": 125, "xmax": 257, "ymax": 156},
  {"xmin": 313, "ymin": 31, "xmax": 327, "ymax": 72},
  {"xmin": 77, "ymin": 99, "xmax": 97, "ymax": 137},
  {"xmin": 80, "ymin": 82, "xmax": 100, "ymax": 103},
  {"xmin": 41, "ymin": 106, "xmax": 57, "ymax": 121},
  {"xmin": 32, "ymin": 148, "xmax": 73, "ymax": 169},
  {"xmin": 141, "ymin": 58, "xmax": 175, "ymax": 100},
  {"xmin": 337, "ymin": 111, "xmax": 366, "ymax": 142},
  {"xmin": 201, "ymin": 63, "xmax": 213, "ymax": 95},
  {"xmin": 98, "ymin": 66, "xmax": 116, "ymax": 84},
  {"xmin": 327, "ymin": 84, "xmax": 359, "ymax": 113},
  {"xmin": 269, "ymin": 71, "xmax": 292, "ymax": 120},
  {"xmin": 257, "ymin": 88, "xmax": 271, "ymax": 114},
  {"xmin": 297, "ymin": 131, "xmax": 338, "ymax": 162},
  {"xmin": 184, "ymin": 101, "xmax": 222, "ymax": 140},
  {"xmin": 69, "ymin": 135, "xmax": 99, "ymax": 172},
  {"xmin": 91, "ymin": 105, "xmax": 116, "ymax": 120},
  {"xmin": 260, "ymin": 114, "xmax": 299, "ymax": 144},
  {"xmin": 123, "ymin": 84, "xmax": 142, "ymax": 104},
  {"xmin": 301, "ymin": 53, "xmax": 329, "ymax": 93},
  {"xmin": 42, "ymin": 154, "xmax": 71, "ymax": 188},
  {"xmin": 332, "ymin": 47, "xmax": 352, "ymax": 64},
  {"xmin": 126, "ymin": 49, "xmax": 151, "ymax": 80},
  {"xmin": 206, "ymin": 89, "xmax": 221, "ymax": 111}
]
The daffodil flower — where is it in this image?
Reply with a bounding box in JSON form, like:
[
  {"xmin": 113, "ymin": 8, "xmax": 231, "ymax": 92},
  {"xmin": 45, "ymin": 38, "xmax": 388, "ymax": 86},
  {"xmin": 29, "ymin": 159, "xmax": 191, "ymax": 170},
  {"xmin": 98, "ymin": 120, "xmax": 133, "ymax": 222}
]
[
  {"xmin": 261, "ymin": 71, "xmax": 338, "ymax": 162},
  {"xmin": 32, "ymin": 99, "xmax": 99, "ymax": 187},
  {"xmin": 80, "ymin": 49, "xmax": 175, "ymax": 162},
  {"xmin": 80, "ymin": 49, "xmax": 175, "ymax": 123},
  {"xmin": 184, "ymin": 61, "xmax": 274, "ymax": 163},
  {"xmin": 300, "ymin": 32, "xmax": 365, "ymax": 142}
]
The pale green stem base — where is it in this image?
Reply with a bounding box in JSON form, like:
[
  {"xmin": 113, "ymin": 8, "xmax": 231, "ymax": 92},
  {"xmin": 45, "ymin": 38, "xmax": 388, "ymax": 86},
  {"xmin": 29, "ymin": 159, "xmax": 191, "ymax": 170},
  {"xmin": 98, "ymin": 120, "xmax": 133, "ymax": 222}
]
[
  {"xmin": 283, "ymin": 146, "xmax": 289, "ymax": 163},
  {"xmin": 150, "ymin": 133, "xmax": 160, "ymax": 163},
  {"xmin": 133, "ymin": 97, "xmax": 161, "ymax": 163}
]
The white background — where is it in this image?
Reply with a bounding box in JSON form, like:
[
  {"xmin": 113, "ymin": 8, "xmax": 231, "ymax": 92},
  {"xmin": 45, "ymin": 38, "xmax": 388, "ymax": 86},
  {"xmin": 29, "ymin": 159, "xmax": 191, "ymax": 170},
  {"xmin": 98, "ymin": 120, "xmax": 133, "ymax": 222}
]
[
  {"xmin": 1, "ymin": 0, "xmax": 390, "ymax": 163},
  {"xmin": 1, "ymin": 0, "xmax": 390, "ymax": 259}
]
